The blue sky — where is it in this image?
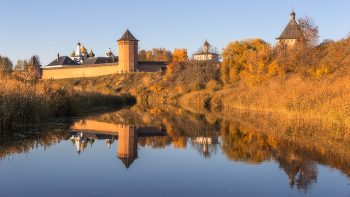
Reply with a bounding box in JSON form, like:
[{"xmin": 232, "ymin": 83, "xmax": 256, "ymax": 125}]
[{"xmin": 1, "ymin": 0, "xmax": 349, "ymax": 66}]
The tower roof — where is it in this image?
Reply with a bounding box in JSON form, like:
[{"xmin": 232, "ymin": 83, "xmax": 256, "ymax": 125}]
[
  {"xmin": 47, "ymin": 56, "xmax": 79, "ymax": 67},
  {"xmin": 118, "ymin": 29, "xmax": 138, "ymax": 41},
  {"xmin": 204, "ymin": 40, "xmax": 209, "ymax": 46},
  {"xmin": 118, "ymin": 157, "xmax": 137, "ymax": 169},
  {"xmin": 276, "ymin": 13, "xmax": 301, "ymax": 40}
]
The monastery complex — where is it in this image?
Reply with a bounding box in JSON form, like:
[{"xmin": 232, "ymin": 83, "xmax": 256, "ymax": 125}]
[
  {"xmin": 37, "ymin": 30, "xmax": 168, "ymax": 79},
  {"xmin": 33, "ymin": 11, "xmax": 300, "ymax": 80}
]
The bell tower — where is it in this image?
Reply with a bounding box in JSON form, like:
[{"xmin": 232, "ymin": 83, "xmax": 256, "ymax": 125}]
[{"xmin": 117, "ymin": 29, "xmax": 138, "ymax": 73}]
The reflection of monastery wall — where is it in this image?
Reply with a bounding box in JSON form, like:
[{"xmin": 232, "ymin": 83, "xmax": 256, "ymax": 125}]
[
  {"xmin": 71, "ymin": 120, "xmax": 123, "ymax": 133},
  {"xmin": 71, "ymin": 120, "xmax": 165, "ymax": 135}
]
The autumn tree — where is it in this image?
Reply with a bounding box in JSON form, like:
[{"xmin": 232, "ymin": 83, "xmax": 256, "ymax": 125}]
[
  {"xmin": 14, "ymin": 59, "xmax": 30, "ymax": 71},
  {"xmin": 245, "ymin": 44, "xmax": 278, "ymax": 85},
  {"xmin": 152, "ymin": 47, "xmax": 173, "ymax": 62},
  {"xmin": 146, "ymin": 50, "xmax": 152, "ymax": 61},
  {"xmin": 221, "ymin": 38, "xmax": 267, "ymax": 84},
  {"xmin": 138, "ymin": 48, "xmax": 173, "ymax": 62},
  {"xmin": 0, "ymin": 55, "xmax": 13, "ymax": 72},
  {"xmin": 173, "ymin": 48, "xmax": 180, "ymax": 62},
  {"xmin": 298, "ymin": 15, "xmax": 319, "ymax": 47},
  {"xmin": 173, "ymin": 48, "xmax": 189, "ymax": 62},
  {"xmin": 138, "ymin": 49, "xmax": 147, "ymax": 61}
]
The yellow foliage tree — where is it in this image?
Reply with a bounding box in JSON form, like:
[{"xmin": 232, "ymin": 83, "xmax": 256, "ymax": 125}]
[
  {"xmin": 244, "ymin": 44, "xmax": 279, "ymax": 85},
  {"xmin": 173, "ymin": 48, "xmax": 180, "ymax": 62},
  {"xmin": 221, "ymin": 38, "xmax": 267, "ymax": 84},
  {"xmin": 179, "ymin": 48, "xmax": 189, "ymax": 62},
  {"xmin": 172, "ymin": 48, "xmax": 188, "ymax": 62}
]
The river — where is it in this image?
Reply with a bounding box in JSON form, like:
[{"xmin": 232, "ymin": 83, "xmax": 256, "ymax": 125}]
[{"xmin": 0, "ymin": 105, "xmax": 349, "ymax": 197}]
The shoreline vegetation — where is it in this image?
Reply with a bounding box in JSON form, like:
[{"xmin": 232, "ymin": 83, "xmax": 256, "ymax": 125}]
[
  {"xmin": 0, "ymin": 72, "xmax": 135, "ymax": 131},
  {"xmin": 52, "ymin": 35, "xmax": 350, "ymax": 127}
]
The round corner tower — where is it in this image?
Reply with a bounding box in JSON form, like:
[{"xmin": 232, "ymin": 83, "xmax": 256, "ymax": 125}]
[{"xmin": 117, "ymin": 29, "xmax": 138, "ymax": 73}]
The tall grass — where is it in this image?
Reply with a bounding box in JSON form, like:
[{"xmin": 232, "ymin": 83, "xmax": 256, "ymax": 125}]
[
  {"xmin": 180, "ymin": 73, "xmax": 350, "ymax": 126},
  {"xmin": 0, "ymin": 74, "xmax": 135, "ymax": 130}
]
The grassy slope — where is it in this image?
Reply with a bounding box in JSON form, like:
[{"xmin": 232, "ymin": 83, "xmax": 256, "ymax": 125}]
[{"xmin": 55, "ymin": 67, "xmax": 350, "ymax": 127}]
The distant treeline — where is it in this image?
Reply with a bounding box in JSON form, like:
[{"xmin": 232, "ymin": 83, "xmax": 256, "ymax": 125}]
[{"xmin": 138, "ymin": 47, "xmax": 188, "ymax": 62}]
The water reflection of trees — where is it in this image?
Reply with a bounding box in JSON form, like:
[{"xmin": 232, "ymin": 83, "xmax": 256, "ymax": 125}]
[
  {"xmin": 0, "ymin": 125, "xmax": 70, "ymax": 162},
  {"xmin": 95, "ymin": 105, "xmax": 350, "ymax": 192},
  {"xmin": 138, "ymin": 136, "xmax": 172, "ymax": 149},
  {"xmin": 220, "ymin": 119, "xmax": 319, "ymax": 191},
  {"xmin": 4, "ymin": 104, "xmax": 350, "ymax": 193}
]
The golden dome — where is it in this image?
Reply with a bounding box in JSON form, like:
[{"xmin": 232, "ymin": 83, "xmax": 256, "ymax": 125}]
[{"xmin": 81, "ymin": 45, "xmax": 88, "ymax": 53}]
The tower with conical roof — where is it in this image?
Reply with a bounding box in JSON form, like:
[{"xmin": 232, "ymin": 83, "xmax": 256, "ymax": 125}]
[
  {"xmin": 117, "ymin": 29, "xmax": 138, "ymax": 73},
  {"xmin": 117, "ymin": 125, "xmax": 138, "ymax": 169},
  {"xmin": 276, "ymin": 11, "xmax": 301, "ymax": 46}
]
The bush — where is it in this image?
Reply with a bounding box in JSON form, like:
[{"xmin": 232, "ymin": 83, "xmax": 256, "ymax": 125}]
[
  {"xmin": 206, "ymin": 80, "xmax": 222, "ymax": 91},
  {"xmin": 188, "ymin": 82, "xmax": 205, "ymax": 92}
]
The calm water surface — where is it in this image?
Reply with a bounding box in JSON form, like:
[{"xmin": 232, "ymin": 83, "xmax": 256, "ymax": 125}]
[{"xmin": 1, "ymin": 106, "xmax": 349, "ymax": 197}]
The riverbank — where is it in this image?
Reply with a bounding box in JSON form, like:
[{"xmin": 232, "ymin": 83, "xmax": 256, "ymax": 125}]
[
  {"xmin": 0, "ymin": 74, "xmax": 135, "ymax": 131},
  {"xmin": 36, "ymin": 37, "xmax": 350, "ymax": 127},
  {"xmin": 53, "ymin": 64, "xmax": 350, "ymax": 127}
]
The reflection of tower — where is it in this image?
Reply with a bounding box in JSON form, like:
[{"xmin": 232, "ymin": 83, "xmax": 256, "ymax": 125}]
[
  {"xmin": 193, "ymin": 136, "xmax": 219, "ymax": 158},
  {"xmin": 106, "ymin": 139, "xmax": 114, "ymax": 149},
  {"xmin": 73, "ymin": 132, "xmax": 87, "ymax": 154},
  {"xmin": 117, "ymin": 125, "xmax": 138, "ymax": 169}
]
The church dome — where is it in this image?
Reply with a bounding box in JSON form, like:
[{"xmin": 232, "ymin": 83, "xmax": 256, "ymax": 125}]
[
  {"xmin": 81, "ymin": 45, "xmax": 88, "ymax": 53},
  {"xmin": 70, "ymin": 50, "xmax": 75, "ymax": 57},
  {"xmin": 89, "ymin": 49, "xmax": 95, "ymax": 58}
]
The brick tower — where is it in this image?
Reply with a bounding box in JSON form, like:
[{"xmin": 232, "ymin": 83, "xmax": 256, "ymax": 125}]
[
  {"xmin": 117, "ymin": 125, "xmax": 138, "ymax": 169},
  {"xmin": 117, "ymin": 29, "xmax": 138, "ymax": 73}
]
